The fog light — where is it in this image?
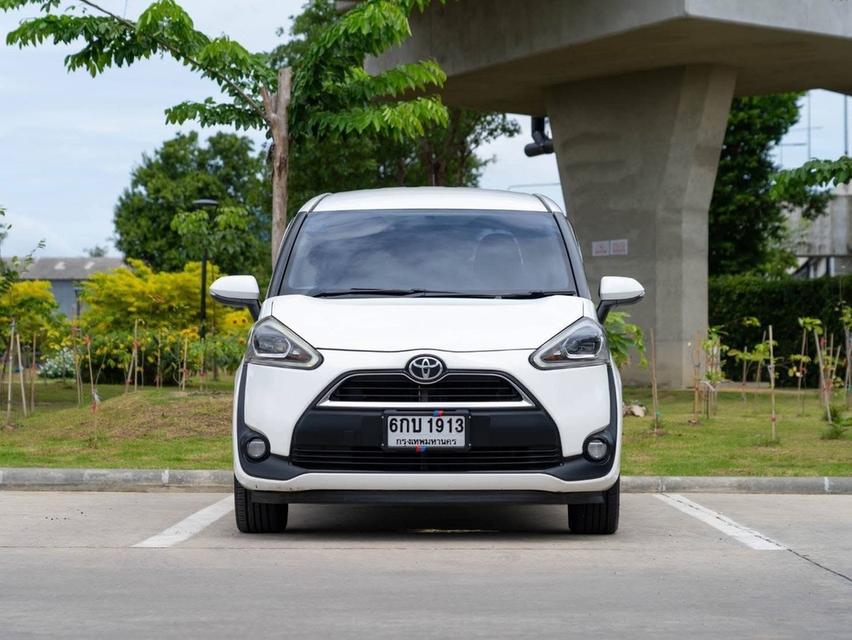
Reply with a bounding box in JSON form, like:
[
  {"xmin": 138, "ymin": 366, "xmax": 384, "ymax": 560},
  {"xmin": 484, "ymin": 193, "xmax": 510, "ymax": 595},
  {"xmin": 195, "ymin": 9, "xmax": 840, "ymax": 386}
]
[
  {"xmin": 585, "ymin": 438, "xmax": 609, "ymax": 461},
  {"xmin": 245, "ymin": 437, "xmax": 268, "ymax": 460}
]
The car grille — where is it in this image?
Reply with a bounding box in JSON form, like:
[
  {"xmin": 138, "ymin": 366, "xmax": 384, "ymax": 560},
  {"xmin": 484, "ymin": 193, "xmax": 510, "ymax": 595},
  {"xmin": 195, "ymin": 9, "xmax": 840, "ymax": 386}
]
[
  {"xmin": 327, "ymin": 373, "xmax": 523, "ymax": 404},
  {"xmin": 291, "ymin": 445, "xmax": 562, "ymax": 472}
]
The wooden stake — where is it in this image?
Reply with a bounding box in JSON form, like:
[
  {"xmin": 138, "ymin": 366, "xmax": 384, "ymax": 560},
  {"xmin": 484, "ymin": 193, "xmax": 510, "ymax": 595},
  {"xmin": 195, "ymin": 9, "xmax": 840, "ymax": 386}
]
[
  {"xmin": 30, "ymin": 334, "xmax": 36, "ymax": 413},
  {"xmin": 5, "ymin": 327, "xmax": 14, "ymax": 426},
  {"xmin": 155, "ymin": 332, "xmax": 162, "ymax": 389},
  {"xmin": 797, "ymin": 329, "xmax": 807, "ymax": 416},
  {"xmin": 180, "ymin": 336, "xmax": 188, "ymax": 392},
  {"xmin": 768, "ymin": 325, "xmax": 777, "ymax": 441},
  {"xmin": 71, "ymin": 327, "xmax": 82, "ymax": 406},
  {"xmin": 814, "ymin": 333, "xmax": 831, "ymax": 424},
  {"xmin": 755, "ymin": 330, "xmax": 767, "ymax": 386},
  {"xmin": 133, "ymin": 319, "xmax": 139, "ymax": 392},
  {"xmin": 650, "ymin": 328, "xmax": 660, "ymax": 434},
  {"xmin": 16, "ymin": 332, "xmax": 27, "ymax": 418},
  {"xmin": 691, "ymin": 331, "xmax": 701, "ymax": 424}
]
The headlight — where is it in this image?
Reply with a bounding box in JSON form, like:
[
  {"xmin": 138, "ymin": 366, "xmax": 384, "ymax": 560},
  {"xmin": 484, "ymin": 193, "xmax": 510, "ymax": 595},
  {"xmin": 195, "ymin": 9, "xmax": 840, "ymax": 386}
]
[
  {"xmin": 530, "ymin": 317, "xmax": 609, "ymax": 369},
  {"xmin": 246, "ymin": 317, "xmax": 322, "ymax": 369}
]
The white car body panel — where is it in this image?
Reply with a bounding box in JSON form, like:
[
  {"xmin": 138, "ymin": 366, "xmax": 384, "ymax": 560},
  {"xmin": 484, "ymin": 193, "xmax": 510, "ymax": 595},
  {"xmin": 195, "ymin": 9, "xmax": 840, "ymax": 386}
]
[
  {"xmin": 308, "ymin": 186, "xmax": 551, "ymax": 213},
  {"xmin": 269, "ymin": 295, "xmax": 593, "ymax": 352},
  {"xmin": 233, "ymin": 362, "xmax": 623, "ymax": 494},
  {"xmin": 242, "ymin": 345, "xmax": 612, "ymax": 460}
]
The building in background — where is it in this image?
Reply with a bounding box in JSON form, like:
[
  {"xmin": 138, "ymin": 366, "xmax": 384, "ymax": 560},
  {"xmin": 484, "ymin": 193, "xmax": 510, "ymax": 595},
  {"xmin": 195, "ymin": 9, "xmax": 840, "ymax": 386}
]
[
  {"xmin": 789, "ymin": 184, "xmax": 851, "ymax": 278},
  {"xmin": 20, "ymin": 257, "xmax": 124, "ymax": 319}
]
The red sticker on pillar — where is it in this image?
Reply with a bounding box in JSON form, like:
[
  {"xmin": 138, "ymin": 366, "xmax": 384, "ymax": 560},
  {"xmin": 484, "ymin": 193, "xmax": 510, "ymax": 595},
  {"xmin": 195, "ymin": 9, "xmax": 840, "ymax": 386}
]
[
  {"xmin": 610, "ymin": 239, "xmax": 628, "ymax": 256},
  {"xmin": 591, "ymin": 241, "xmax": 610, "ymax": 257}
]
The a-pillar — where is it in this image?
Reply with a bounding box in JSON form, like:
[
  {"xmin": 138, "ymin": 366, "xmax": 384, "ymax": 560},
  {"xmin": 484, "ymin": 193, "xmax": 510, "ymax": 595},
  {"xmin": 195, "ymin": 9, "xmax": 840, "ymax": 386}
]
[{"xmin": 547, "ymin": 65, "xmax": 736, "ymax": 387}]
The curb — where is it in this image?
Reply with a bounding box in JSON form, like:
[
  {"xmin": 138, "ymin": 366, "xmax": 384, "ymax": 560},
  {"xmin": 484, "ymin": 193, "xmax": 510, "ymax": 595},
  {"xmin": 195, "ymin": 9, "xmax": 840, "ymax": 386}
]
[
  {"xmin": 1, "ymin": 468, "xmax": 851, "ymax": 494},
  {"xmin": 0, "ymin": 468, "xmax": 232, "ymax": 492}
]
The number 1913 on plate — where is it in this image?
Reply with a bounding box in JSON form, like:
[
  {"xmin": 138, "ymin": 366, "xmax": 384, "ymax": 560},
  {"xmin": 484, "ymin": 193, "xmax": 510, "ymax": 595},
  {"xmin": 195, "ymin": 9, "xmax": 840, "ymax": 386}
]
[{"xmin": 385, "ymin": 414, "xmax": 467, "ymax": 449}]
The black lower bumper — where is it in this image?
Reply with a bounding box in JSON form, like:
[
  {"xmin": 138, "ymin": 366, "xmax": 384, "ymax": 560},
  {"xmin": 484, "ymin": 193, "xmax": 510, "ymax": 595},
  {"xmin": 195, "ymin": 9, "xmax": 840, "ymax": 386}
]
[
  {"xmin": 250, "ymin": 489, "xmax": 605, "ymax": 505},
  {"xmin": 236, "ymin": 365, "xmax": 619, "ymax": 486}
]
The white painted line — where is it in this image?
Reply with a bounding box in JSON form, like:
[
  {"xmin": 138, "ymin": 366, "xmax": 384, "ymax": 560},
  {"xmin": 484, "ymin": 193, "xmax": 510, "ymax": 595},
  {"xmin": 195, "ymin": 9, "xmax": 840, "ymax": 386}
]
[
  {"xmin": 655, "ymin": 493, "xmax": 786, "ymax": 551},
  {"xmin": 133, "ymin": 496, "xmax": 233, "ymax": 548}
]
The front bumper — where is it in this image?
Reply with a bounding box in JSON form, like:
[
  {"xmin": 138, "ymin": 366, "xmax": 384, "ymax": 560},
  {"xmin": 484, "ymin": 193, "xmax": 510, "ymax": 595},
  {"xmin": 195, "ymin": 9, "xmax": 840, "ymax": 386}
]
[{"xmin": 233, "ymin": 357, "xmax": 622, "ymax": 498}]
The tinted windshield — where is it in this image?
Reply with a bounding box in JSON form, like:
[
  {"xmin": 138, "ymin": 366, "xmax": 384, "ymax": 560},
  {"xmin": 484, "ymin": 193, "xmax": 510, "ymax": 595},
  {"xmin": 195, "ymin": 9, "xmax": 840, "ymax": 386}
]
[{"xmin": 281, "ymin": 209, "xmax": 576, "ymax": 297}]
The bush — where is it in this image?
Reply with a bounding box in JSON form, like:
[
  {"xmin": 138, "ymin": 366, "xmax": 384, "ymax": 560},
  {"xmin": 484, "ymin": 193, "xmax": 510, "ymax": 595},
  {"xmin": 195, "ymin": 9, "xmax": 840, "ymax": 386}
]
[
  {"xmin": 709, "ymin": 274, "xmax": 850, "ymax": 386},
  {"xmin": 39, "ymin": 347, "xmax": 75, "ymax": 379}
]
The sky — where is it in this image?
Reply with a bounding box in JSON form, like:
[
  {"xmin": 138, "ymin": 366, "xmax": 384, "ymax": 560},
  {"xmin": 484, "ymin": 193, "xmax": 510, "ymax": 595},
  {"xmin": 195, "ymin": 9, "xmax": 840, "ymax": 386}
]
[{"xmin": 1, "ymin": 1, "xmax": 850, "ymax": 258}]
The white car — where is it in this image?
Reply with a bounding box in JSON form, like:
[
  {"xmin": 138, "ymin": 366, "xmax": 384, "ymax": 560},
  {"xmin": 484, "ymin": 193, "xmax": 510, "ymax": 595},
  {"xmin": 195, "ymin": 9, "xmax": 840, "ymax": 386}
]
[{"xmin": 211, "ymin": 187, "xmax": 643, "ymax": 534}]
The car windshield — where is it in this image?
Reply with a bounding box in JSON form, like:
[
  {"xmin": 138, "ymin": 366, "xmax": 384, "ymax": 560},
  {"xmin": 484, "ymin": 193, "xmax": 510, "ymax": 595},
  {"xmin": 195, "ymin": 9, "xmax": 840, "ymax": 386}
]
[{"xmin": 281, "ymin": 209, "xmax": 576, "ymax": 297}]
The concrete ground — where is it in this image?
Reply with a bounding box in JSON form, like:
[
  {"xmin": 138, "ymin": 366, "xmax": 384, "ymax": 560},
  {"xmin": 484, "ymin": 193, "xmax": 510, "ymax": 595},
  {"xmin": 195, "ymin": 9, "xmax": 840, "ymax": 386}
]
[{"xmin": 0, "ymin": 492, "xmax": 850, "ymax": 639}]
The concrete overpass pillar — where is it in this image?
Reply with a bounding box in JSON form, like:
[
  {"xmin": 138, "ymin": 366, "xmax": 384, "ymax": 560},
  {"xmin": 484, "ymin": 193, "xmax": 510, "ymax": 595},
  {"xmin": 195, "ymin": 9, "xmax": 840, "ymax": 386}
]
[{"xmin": 547, "ymin": 65, "xmax": 736, "ymax": 388}]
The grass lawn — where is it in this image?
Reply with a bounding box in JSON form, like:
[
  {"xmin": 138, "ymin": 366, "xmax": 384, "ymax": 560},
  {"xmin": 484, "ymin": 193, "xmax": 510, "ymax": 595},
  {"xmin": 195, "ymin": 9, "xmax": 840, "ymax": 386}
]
[
  {"xmin": 621, "ymin": 386, "xmax": 851, "ymax": 476},
  {"xmin": 0, "ymin": 379, "xmax": 849, "ymax": 475},
  {"xmin": 0, "ymin": 379, "xmax": 232, "ymax": 469}
]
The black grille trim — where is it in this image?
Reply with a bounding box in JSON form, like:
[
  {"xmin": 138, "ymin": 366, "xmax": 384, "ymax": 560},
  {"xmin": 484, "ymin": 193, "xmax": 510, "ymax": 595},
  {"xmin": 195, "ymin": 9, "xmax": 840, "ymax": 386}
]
[
  {"xmin": 327, "ymin": 373, "xmax": 524, "ymax": 404},
  {"xmin": 291, "ymin": 445, "xmax": 562, "ymax": 472}
]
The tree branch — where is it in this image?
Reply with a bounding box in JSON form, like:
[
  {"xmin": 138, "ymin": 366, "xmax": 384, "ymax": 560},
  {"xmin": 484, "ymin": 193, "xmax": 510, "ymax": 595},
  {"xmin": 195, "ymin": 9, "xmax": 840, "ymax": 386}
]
[{"xmin": 78, "ymin": 0, "xmax": 268, "ymax": 122}]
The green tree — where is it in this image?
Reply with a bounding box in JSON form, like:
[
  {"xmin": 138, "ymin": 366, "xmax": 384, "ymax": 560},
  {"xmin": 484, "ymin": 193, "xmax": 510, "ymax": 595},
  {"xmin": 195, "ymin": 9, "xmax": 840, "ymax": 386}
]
[
  {"xmin": 271, "ymin": 0, "xmax": 518, "ymax": 216},
  {"xmin": 113, "ymin": 132, "xmax": 268, "ymax": 274},
  {"xmin": 709, "ymin": 94, "xmax": 828, "ymax": 275},
  {"xmin": 773, "ymin": 155, "xmax": 852, "ymax": 194},
  {"xmin": 3, "ymin": 0, "xmax": 448, "ymax": 265}
]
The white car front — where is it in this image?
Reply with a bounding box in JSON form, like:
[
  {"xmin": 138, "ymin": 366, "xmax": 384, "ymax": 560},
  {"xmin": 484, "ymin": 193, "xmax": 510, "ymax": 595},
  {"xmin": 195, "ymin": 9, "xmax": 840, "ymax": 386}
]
[{"xmin": 212, "ymin": 187, "xmax": 643, "ymax": 535}]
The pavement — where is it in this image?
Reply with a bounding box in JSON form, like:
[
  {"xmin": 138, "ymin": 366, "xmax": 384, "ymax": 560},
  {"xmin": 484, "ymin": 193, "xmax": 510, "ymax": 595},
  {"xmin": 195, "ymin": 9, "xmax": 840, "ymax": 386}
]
[{"xmin": 0, "ymin": 491, "xmax": 850, "ymax": 639}]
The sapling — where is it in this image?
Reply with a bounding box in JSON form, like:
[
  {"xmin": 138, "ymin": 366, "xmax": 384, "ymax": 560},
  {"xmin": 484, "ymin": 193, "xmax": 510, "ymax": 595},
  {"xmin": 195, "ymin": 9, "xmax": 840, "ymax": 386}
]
[
  {"xmin": 841, "ymin": 304, "xmax": 852, "ymax": 407},
  {"xmin": 701, "ymin": 328, "xmax": 727, "ymax": 418},
  {"xmin": 649, "ymin": 328, "xmax": 660, "ymax": 434},
  {"xmin": 813, "ymin": 332, "xmax": 832, "ymax": 424},
  {"xmin": 767, "ymin": 325, "xmax": 778, "ymax": 442},
  {"xmin": 29, "ymin": 334, "xmax": 36, "ymax": 413}
]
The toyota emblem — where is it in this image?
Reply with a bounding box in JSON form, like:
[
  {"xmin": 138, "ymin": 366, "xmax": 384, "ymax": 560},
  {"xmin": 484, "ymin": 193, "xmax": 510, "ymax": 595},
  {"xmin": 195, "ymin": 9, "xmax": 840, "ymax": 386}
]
[{"xmin": 406, "ymin": 355, "xmax": 446, "ymax": 383}]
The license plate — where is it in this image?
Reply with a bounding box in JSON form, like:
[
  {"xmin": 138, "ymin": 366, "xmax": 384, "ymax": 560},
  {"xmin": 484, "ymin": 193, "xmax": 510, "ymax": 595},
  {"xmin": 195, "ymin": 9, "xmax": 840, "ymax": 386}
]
[{"xmin": 384, "ymin": 413, "xmax": 467, "ymax": 449}]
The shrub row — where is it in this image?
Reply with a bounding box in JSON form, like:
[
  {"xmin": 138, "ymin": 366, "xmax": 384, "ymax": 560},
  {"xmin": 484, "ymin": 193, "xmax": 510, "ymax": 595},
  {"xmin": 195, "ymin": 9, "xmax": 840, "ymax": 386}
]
[{"xmin": 709, "ymin": 275, "xmax": 850, "ymax": 386}]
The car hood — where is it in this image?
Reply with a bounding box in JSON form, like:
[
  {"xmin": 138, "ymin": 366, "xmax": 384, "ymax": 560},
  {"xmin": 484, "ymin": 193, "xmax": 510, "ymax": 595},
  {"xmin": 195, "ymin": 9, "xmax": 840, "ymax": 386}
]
[{"xmin": 268, "ymin": 294, "xmax": 591, "ymax": 352}]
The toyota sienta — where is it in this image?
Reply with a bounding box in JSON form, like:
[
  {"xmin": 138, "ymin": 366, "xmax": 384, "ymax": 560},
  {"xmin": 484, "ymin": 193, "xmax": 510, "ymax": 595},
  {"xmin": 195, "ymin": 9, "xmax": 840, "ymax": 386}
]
[{"xmin": 211, "ymin": 187, "xmax": 644, "ymax": 535}]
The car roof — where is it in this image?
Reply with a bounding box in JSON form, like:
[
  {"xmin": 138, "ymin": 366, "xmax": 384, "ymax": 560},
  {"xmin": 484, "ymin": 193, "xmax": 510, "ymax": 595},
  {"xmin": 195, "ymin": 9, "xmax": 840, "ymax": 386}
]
[{"xmin": 301, "ymin": 187, "xmax": 560, "ymax": 213}]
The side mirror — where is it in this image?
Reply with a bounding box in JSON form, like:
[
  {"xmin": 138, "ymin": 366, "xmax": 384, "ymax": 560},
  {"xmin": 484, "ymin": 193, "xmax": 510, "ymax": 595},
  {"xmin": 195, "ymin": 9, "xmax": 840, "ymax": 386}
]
[
  {"xmin": 597, "ymin": 276, "xmax": 644, "ymax": 323},
  {"xmin": 210, "ymin": 275, "xmax": 261, "ymax": 320}
]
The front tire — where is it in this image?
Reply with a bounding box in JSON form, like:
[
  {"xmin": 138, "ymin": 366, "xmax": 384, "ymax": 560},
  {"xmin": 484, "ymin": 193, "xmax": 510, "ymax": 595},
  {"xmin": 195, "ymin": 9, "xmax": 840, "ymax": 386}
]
[
  {"xmin": 234, "ymin": 476, "xmax": 288, "ymax": 533},
  {"xmin": 568, "ymin": 478, "xmax": 619, "ymax": 535}
]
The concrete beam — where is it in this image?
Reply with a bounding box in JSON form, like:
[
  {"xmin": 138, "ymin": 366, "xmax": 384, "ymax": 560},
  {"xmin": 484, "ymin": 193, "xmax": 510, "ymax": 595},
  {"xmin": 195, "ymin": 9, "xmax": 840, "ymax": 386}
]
[
  {"xmin": 548, "ymin": 65, "xmax": 736, "ymax": 387},
  {"xmin": 371, "ymin": 0, "xmax": 852, "ymax": 114}
]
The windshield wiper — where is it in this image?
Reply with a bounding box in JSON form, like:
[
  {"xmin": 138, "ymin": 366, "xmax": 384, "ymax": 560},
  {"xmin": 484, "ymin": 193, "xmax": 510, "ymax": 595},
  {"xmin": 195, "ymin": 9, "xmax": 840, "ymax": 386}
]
[
  {"xmin": 310, "ymin": 288, "xmax": 576, "ymax": 299},
  {"xmin": 312, "ymin": 288, "xmax": 458, "ymax": 298},
  {"xmin": 498, "ymin": 290, "xmax": 577, "ymax": 299}
]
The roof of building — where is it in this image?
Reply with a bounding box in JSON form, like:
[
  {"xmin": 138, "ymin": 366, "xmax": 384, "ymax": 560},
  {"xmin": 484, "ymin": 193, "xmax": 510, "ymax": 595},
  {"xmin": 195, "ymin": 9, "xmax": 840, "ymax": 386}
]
[
  {"xmin": 303, "ymin": 187, "xmax": 560, "ymax": 213},
  {"xmin": 20, "ymin": 257, "xmax": 125, "ymax": 281}
]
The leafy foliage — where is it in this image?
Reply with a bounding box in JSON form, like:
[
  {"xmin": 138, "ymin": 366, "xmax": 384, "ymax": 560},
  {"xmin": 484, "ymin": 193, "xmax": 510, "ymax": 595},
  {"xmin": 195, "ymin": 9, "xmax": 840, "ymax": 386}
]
[
  {"xmin": 604, "ymin": 311, "xmax": 647, "ymax": 371},
  {"xmin": 272, "ymin": 0, "xmax": 518, "ymax": 216},
  {"xmin": 2, "ymin": 0, "xmax": 447, "ymax": 138},
  {"xmin": 709, "ymin": 274, "xmax": 850, "ymax": 386},
  {"xmin": 709, "ymin": 94, "xmax": 828, "ymax": 275},
  {"xmin": 113, "ymin": 132, "xmax": 268, "ymax": 275},
  {"xmin": 0, "ymin": 280, "xmax": 69, "ymax": 346},
  {"xmin": 773, "ymin": 156, "xmax": 852, "ymax": 194},
  {"xmin": 79, "ymin": 259, "xmax": 248, "ymax": 335}
]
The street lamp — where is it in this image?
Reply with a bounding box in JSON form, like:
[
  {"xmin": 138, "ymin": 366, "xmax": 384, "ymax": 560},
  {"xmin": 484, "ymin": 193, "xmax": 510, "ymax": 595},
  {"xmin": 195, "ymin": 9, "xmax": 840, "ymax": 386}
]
[{"xmin": 191, "ymin": 198, "xmax": 219, "ymax": 340}]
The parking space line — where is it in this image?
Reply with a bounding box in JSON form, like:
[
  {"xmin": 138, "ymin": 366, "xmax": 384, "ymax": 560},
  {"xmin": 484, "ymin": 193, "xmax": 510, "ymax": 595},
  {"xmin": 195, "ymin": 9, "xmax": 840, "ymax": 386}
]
[
  {"xmin": 132, "ymin": 497, "xmax": 233, "ymax": 548},
  {"xmin": 655, "ymin": 493, "xmax": 786, "ymax": 551}
]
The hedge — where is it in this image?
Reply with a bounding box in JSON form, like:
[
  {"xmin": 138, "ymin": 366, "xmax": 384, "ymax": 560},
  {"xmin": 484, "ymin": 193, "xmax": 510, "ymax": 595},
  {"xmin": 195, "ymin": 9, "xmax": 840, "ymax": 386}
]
[{"xmin": 708, "ymin": 275, "xmax": 850, "ymax": 387}]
